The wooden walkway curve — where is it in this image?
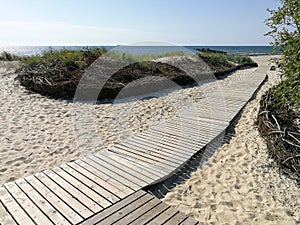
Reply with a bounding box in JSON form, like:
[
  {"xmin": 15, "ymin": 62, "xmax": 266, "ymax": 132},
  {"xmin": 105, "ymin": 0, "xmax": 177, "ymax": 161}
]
[{"xmin": 0, "ymin": 64, "xmax": 268, "ymax": 225}]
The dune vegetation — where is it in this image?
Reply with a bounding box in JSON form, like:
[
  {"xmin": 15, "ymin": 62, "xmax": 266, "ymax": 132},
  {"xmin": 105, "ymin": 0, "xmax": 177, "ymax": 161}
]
[
  {"xmin": 14, "ymin": 47, "xmax": 256, "ymax": 101},
  {"xmin": 258, "ymin": 0, "xmax": 300, "ymax": 183}
]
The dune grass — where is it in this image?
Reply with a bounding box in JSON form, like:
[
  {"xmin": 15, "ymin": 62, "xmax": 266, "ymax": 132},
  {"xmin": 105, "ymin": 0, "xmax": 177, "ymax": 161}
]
[
  {"xmin": 0, "ymin": 51, "xmax": 20, "ymax": 61},
  {"xmin": 198, "ymin": 52, "xmax": 255, "ymax": 65}
]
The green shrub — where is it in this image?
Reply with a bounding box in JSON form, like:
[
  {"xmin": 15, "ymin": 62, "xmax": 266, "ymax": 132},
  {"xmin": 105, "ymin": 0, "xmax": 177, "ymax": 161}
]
[{"xmin": 265, "ymin": 0, "xmax": 300, "ymax": 109}]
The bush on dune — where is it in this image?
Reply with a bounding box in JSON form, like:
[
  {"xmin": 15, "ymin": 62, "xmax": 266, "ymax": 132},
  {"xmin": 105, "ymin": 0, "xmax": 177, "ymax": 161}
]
[
  {"xmin": 258, "ymin": 0, "xmax": 300, "ymax": 184},
  {"xmin": 16, "ymin": 47, "xmax": 258, "ymax": 101}
]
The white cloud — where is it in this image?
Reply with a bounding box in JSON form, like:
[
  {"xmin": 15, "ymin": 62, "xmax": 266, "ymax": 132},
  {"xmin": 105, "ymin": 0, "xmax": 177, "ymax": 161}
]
[{"xmin": 0, "ymin": 21, "xmax": 159, "ymax": 45}]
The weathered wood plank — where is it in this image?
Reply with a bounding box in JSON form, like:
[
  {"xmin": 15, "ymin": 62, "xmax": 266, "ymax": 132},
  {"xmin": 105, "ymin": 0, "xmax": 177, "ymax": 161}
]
[
  {"xmin": 131, "ymin": 135, "xmax": 191, "ymax": 159},
  {"xmin": 113, "ymin": 197, "xmax": 161, "ymax": 225},
  {"xmin": 150, "ymin": 126, "xmax": 211, "ymax": 144},
  {"xmin": 114, "ymin": 143, "xmax": 177, "ymax": 170},
  {"xmin": 88, "ymin": 154, "xmax": 148, "ymax": 187},
  {"xmin": 25, "ymin": 175, "xmax": 82, "ymax": 224},
  {"xmin": 130, "ymin": 202, "xmax": 170, "ymax": 225},
  {"xmin": 100, "ymin": 151, "xmax": 162, "ymax": 179},
  {"xmin": 119, "ymin": 141, "xmax": 181, "ymax": 166},
  {"xmin": 163, "ymin": 121, "xmax": 223, "ymax": 134},
  {"xmin": 44, "ymin": 169, "xmax": 103, "ymax": 213},
  {"xmin": 123, "ymin": 138, "xmax": 185, "ymax": 164},
  {"xmin": 70, "ymin": 160, "xmax": 133, "ymax": 198},
  {"xmin": 153, "ymin": 124, "xmax": 219, "ymax": 140},
  {"xmin": 96, "ymin": 193, "xmax": 154, "ymax": 225},
  {"xmin": 135, "ymin": 133, "xmax": 194, "ymax": 156},
  {"xmin": 4, "ymin": 182, "xmax": 54, "ymax": 224},
  {"xmin": 106, "ymin": 151, "xmax": 169, "ymax": 178},
  {"xmin": 0, "ymin": 199, "xmax": 17, "ymax": 225},
  {"xmin": 140, "ymin": 130, "xmax": 203, "ymax": 151},
  {"xmin": 61, "ymin": 163, "xmax": 119, "ymax": 203},
  {"xmin": 80, "ymin": 190, "xmax": 146, "ymax": 225},
  {"xmin": 147, "ymin": 206, "xmax": 179, "ymax": 225},
  {"xmin": 0, "ymin": 185, "xmax": 34, "ymax": 225},
  {"xmin": 163, "ymin": 212, "xmax": 188, "ymax": 225},
  {"xmin": 82, "ymin": 156, "xmax": 141, "ymax": 190},
  {"xmin": 95, "ymin": 152, "xmax": 158, "ymax": 183},
  {"xmin": 52, "ymin": 167, "xmax": 112, "ymax": 209},
  {"xmin": 110, "ymin": 145, "xmax": 173, "ymax": 173},
  {"xmin": 180, "ymin": 216, "xmax": 199, "ymax": 225},
  {"xmin": 15, "ymin": 179, "xmax": 70, "ymax": 225},
  {"xmin": 34, "ymin": 172, "xmax": 93, "ymax": 219}
]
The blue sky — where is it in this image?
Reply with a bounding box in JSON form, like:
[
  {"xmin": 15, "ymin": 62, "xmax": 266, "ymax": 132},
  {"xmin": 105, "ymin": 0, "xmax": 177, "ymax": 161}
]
[{"xmin": 0, "ymin": 0, "xmax": 281, "ymax": 46}]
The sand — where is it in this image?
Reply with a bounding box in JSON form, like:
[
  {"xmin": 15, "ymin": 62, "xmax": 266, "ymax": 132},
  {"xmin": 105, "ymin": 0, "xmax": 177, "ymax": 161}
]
[
  {"xmin": 0, "ymin": 56, "xmax": 298, "ymax": 224},
  {"xmin": 162, "ymin": 56, "xmax": 300, "ymax": 224},
  {"xmin": 0, "ymin": 57, "xmax": 207, "ymax": 183}
]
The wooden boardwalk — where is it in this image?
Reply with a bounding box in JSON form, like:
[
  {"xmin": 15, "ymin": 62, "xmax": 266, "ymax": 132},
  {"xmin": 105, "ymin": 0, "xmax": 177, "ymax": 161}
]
[{"xmin": 0, "ymin": 65, "xmax": 268, "ymax": 225}]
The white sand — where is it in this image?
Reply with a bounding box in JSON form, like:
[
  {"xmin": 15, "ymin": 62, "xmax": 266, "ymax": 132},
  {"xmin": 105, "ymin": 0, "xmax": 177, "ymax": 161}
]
[
  {"xmin": 162, "ymin": 56, "xmax": 300, "ymax": 224},
  {"xmin": 0, "ymin": 56, "xmax": 298, "ymax": 224}
]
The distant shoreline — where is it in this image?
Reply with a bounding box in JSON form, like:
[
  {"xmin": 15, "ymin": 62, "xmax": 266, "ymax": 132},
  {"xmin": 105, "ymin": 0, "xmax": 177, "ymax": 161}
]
[{"xmin": 0, "ymin": 45, "xmax": 281, "ymax": 57}]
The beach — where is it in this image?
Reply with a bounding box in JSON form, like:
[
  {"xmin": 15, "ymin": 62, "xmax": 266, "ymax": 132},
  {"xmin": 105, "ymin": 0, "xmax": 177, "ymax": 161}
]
[{"xmin": 0, "ymin": 55, "xmax": 299, "ymax": 224}]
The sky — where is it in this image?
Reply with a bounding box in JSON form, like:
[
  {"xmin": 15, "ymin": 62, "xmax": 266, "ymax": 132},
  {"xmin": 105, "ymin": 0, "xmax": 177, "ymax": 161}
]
[{"xmin": 0, "ymin": 0, "xmax": 282, "ymax": 46}]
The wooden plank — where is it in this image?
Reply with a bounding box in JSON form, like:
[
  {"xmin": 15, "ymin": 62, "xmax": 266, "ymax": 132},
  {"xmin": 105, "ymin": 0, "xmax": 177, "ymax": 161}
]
[
  {"xmin": 52, "ymin": 167, "xmax": 112, "ymax": 209},
  {"xmin": 164, "ymin": 121, "xmax": 223, "ymax": 134},
  {"xmin": 0, "ymin": 186, "xmax": 34, "ymax": 225},
  {"xmin": 44, "ymin": 169, "xmax": 103, "ymax": 213},
  {"xmin": 15, "ymin": 179, "xmax": 70, "ymax": 225},
  {"xmin": 163, "ymin": 123, "xmax": 224, "ymax": 138},
  {"xmin": 140, "ymin": 130, "xmax": 203, "ymax": 151},
  {"xmin": 163, "ymin": 212, "xmax": 188, "ymax": 225},
  {"xmin": 150, "ymin": 126, "xmax": 211, "ymax": 144},
  {"xmin": 132, "ymin": 135, "xmax": 192, "ymax": 158},
  {"xmin": 25, "ymin": 175, "xmax": 82, "ymax": 224},
  {"xmin": 154, "ymin": 124, "xmax": 219, "ymax": 140},
  {"xmin": 113, "ymin": 197, "xmax": 162, "ymax": 225},
  {"xmin": 80, "ymin": 190, "xmax": 146, "ymax": 225},
  {"xmin": 147, "ymin": 129, "xmax": 207, "ymax": 149},
  {"xmin": 96, "ymin": 193, "xmax": 154, "ymax": 225},
  {"xmin": 118, "ymin": 141, "xmax": 181, "ymax": 166},
  {"xmin": 130, "ymin": 201, "xmax": 170, "ymax": 225},
  {"xmin": 82, "ymin": 156, "xmax": 141, "ymax": 190},
  {"xmin": 138, "ymin": 132, "xmax": 198, "ymax": 156},
  {"xmin": 146, "ymin": 206, "xmax": 179, "ymax": 225},
  {"xmin": 70, "ymin": 161, "xmax": 133, "ymax": 198},
  {"xmin": 106, "ymin": 151, "xmax": 169, "ymax": 178},
  {"xmin": 113, "ymin": 144, "xmax": 176, "ymax": 171},
  {"xmin": 34, "ymin": 172, "xmax": 93, "ymax": 219},
  {"xmin": 88, "ymin": 154, "xmax": 148, "ymax": 187},
  {"xmin": 110, "ymin": 145, "xmax": 173, "ymax": 173},
  {"xmin": 98, "ymin": 151, "xmax": 162, "ymax": 180},
  {"xmin": 95, "ymin": 152, "xmax": 158, "ymax": 183},
  {"xmin": 180, "ymin": 216, "xmax": 199, "ymax": 225},
  {"xmin": 171, "ymin": 117, "xmax": 228, "ymax": 129},
  {"xmin": 4, "ymin": 182, "xmax": 54, "ymax": 224},
  {"xmin": 135, "ymin": 130, "xmax": 196, "ymax": 153},
  {"xmin": 123, "ymin": 138, "xmax": 185, "ymax": 164},
  {"xmin": 0, "ymin": 199, "xmax": 17, "ymax": 225},
  {"xmin": 60, "ymin": 163, "xmax": 120, "ymax": 203}
]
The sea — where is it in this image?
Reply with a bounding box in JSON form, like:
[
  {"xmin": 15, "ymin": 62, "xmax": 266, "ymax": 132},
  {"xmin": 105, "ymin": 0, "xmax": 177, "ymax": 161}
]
[{"xmin": 0, "ymin": 45, "xmax": 281, "ymax": 57}]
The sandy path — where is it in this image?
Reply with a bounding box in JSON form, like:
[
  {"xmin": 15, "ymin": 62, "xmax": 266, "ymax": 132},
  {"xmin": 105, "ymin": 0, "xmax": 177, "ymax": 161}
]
[{"xmin": 162, "ymin": 56, "xmax": 300, "ymax": 224}]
